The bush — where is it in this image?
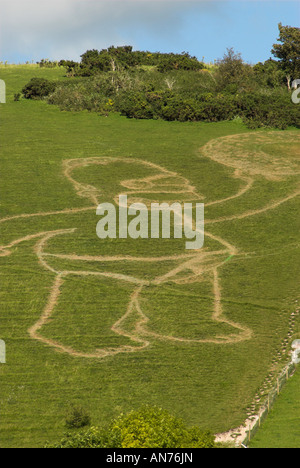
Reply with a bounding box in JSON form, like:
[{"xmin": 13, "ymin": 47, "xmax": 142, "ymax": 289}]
[
  {"xmin": 112, "ymin": 406, "xmax": 216, "ymax": 448},
  {"xmin": 37, "ymin": 44, "xmax": 299, "ymax": 130},
  {"xmin": 37, "ymin": 59, "xmax": 59, "ymax": 68},
  {"xmin": 46, "ymin": 406, "xmax": 216, "ymax": 448},
  {"xmin": 117, "ymin": 90, "xmax": 238, "ymax": 123},
  {"xmin": 157, "ymin": 55, "xmax": 204, "ymax": 73},
  {"xmin": 75, "ymin": 47, "xmax": 204, "ymax": 76},
  {"xmin": 237, "ymin": 92, "xmax": 300, "ymax": 129},
  {"xmin": 22, "ymin": 78, "xmax": 57, "ymax": 100},
  {"xmin": 65, "ymin": 405, "xmax": 91, "ymax": 429},
  {"xmin": 45, "ymin": 426, "xmax": 121, "ymax": 449},
  {"xmin": 117, "ymin": 90, "xmax": 154, "ymax": 119},
  {"xmin": 116, "ymin": 86, "xmax": 300, "ymax": 128},
  {"xmin": 48, "ymin": 82, "xmax": 112, "ymax": 114}
]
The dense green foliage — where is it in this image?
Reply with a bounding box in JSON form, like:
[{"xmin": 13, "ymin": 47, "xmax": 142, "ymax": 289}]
[
  {"xmin": 271, "ymin": 23, "xmax": 300, "ymax": 87},
  {"xmin": 37, "ymin": 59, "xmax": 60, "ymax": 69},
  {"xmin": 20, "ymin": 25, "xmax": 300, "ymax": 129},
  {"xmin": 46, "ymin": 407, "xmax": 216, "ymax": 448},
  {"xmin": 61, "ymin": 46, "xmax": 204, "ymax": 76},
  {"xmin": 22, "ymin": 77, "xmax": 57, "ymax": 99},
  {"xmin": 44, "ymin": 65, "xmax": 299, "ymax": 129},
  {"xmin": 112, "ymin": 407, "xmax": 215, "ymax": 448},
  {"xmin": 45, "ymin": 426, "xmax": 122, "ymax": 449}
]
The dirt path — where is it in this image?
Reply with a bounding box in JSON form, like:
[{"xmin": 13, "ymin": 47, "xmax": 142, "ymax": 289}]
[
  {"xmin": 24, "ymin": 227, "xmax": 248, "ymax": 358},
  {"xmin": 28, "ymin": 276, "xmax": 150, "ymax": 359},
  {"xmin": 63, "ymin": 156, "xmax": 203, "ymax": 207},
  {"xmin": 0, "ymin": 206, "xmax": 95, "ymax": 225},
  {"xmin": 0, "ymin": 135, "xmax": 298, "ymax": 359},
  {"xmin": 206, "ymin": 174, "xmax": 254, "ymax": 207},
  {"xmin": 206, "ymin": 188, "xmax": 300, "ymax": 225},
  {"xmin": 201, "ymin": 131, "xmax": 300, "ymax": 181}
]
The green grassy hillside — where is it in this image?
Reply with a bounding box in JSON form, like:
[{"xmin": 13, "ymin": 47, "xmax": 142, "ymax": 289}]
[{"xmin": 0, "ymin": 66, "xmax": 299, "ymax": 447}]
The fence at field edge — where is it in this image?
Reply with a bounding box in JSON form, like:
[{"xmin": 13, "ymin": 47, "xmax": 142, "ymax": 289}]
[{"xmin": 241, "ymin": 362, "xmax": 296, "ymax": 447}]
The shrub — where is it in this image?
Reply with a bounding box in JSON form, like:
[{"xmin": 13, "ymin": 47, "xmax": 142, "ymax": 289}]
[
  {"xmin": 39, "ymin": 44, "xmax": 299, "ymax": 130},
  {"xmin": 157, "ymin": 55, "xmax": 204, "ymax": 73},
  {"xmin": 46, "ymin": 406, "xmax": 216, "ymax": 448},
  {"xmin": 117, "ymin": 90, "xmax": 154, "ymax": 119},
  {"xmin": 237, "ymin": 92, "xmax": 300, "ymax": 129},
  {"xmin": 111, "ymin": 406, "xmax": 216, "ymax": 449},
  {"xmin": 45, "ymin": 426, "xmax": 122, "ymax": 449},
  {"xmin": 76, "ymin": 47, "xmax": 204, "ymax": 76},
  {"xmin": 37, "ymin": 59, "xmax": 59, "ymax": 68},
  {"xmin": 65, "ymin": 405, "xmax": 91, "ymax": 429},
  {"xmin": 22, "ymin": 78, "xmax": 57, "ymax": 100},
  {"xmin": 117, "ymin": 89, "xmax": 239, "ymax": 123}
]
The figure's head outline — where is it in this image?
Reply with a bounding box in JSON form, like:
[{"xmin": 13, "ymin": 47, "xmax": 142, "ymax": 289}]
[
  {"xmin": 63, "ymin": 156, "xmax": 204, "ymax": 206},
  {"xmin": 201, "ymin": 131, "xmax": 300, "ymax": 181}
]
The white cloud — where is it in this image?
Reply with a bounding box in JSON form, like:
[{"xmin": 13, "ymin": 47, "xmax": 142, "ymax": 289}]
[{"xmin": 0, "ymin": 0, "xmax": 224, "ymax": 62}]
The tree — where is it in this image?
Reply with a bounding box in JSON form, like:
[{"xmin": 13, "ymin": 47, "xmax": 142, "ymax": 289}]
[
  {"xmin": 271, "ymin": 23, "xmax": 300, "ymax": 90},
  {"xmin": 253, "ymin": 59, "xmax": 285, "ymax": 88},
  {"xmin": 215, "ymin": 48, "xmax": 253, "ymax": 92}
]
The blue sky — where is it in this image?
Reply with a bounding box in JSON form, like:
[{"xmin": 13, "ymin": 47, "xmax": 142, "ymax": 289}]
[{"xmin": 0, "ymin": 1, "xmax": 299, "ymax": 64}]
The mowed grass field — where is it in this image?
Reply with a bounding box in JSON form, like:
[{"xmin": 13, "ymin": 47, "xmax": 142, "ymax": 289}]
[{"xmin": 0, "ymin": 66, "xmax": 299, "ymax": 448}]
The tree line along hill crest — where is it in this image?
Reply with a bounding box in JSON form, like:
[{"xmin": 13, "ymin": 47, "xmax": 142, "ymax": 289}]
[{"xmin": 18, "ymin": 23, "xmax": 300, "ymax": 130}]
